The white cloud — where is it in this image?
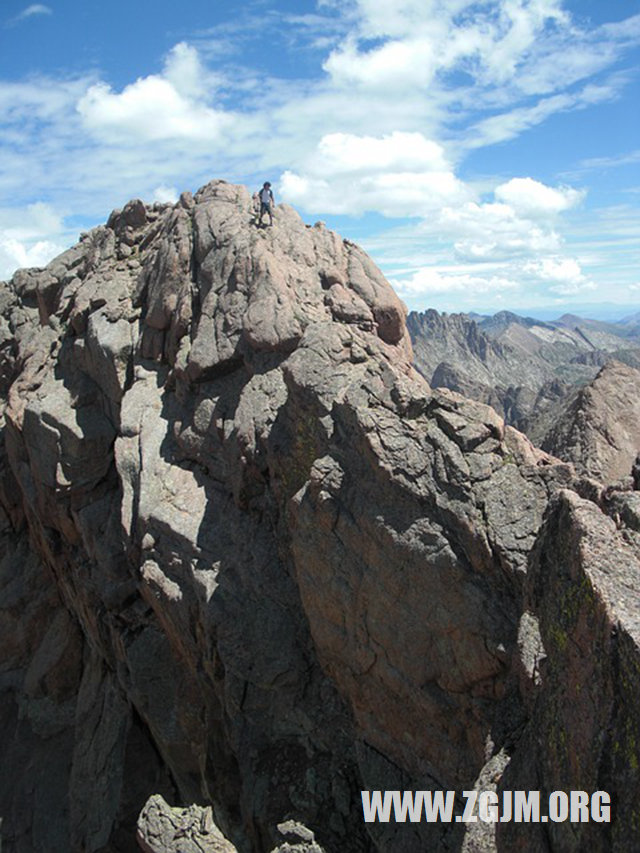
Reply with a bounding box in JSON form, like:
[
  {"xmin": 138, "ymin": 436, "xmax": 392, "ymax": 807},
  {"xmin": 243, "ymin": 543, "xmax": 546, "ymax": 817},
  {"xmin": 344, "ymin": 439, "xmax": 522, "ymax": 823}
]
[
  {"xmin": 467, "ymin": 93, "xmax": 572, "ymax": 147},
  {"xmin": 0, "ymin": 76, "xmax": 90, "ymax": 125},
  {"xmin": 578, "ymin": 149, "xmax": 640, "ymax": 172},
  {"xmin": 525, "ymin": 257, "xmax": 583, "ymax": 282},
  {"xmin": 467, "ymin": 75, "xmax": 625, "ymax": 149},
  {"xmin": 0, "ymin": 202, "xmax": 63, "ymax": 241},
  {"xmin": 21, "ymin": 3, "xmax": 51, "ymax": 15},
  {"xmin": 7, "ymin": 4, "xmax": 52, "ymax": 25},
  {"xmin": 324, "ymin": 36, "xmax": 438, "ymax": 90},
  {"xmin": 371, "ymin": 169, "xmax": 596, "ymax": 308},
  {"xmin": 348, "ymin": 0, "xmax": 436, "ymax": 39},
  {"xmin": 280, "ymin": 131, "xmax": 470, "ymax": 216},
  {"xmin": 599, "ymin": 13, "xmax": 640, "ymax": 42},
  {"xmin": 324, "ymin": 0, "xmax": 574, "ymax": 98},
  {"xmin": 0, "ymin": 237, "xmax": 64, "ymax": 279},
  {"xmin": 152, "ymin": 185, "xmax": 179, "ymax": 204},
  {"xmin": 392, "ymin": 267, "xmax": 520, "ymax": 297},
  {"xmin": 494, "ymin": 177, "xmax": 584, "ymax": 217},
  {"xmin": 77, "ymin": 43, "xmax": 231, "ymax": 144},
  {"xmin": 390, "ymin": 251, "xmax": 596, "ymax": 304},
  {"xmin": 547, "ymin": 280, "xmax": 597, "ymax": 295},
  {"xmin": 523, "ymin": 256, "xmax": 595, "ymax": 294},
  {"xmin": 0, "ymin": 202, "xmax": 71, "ymax": 279},
  {"xmin": 480, "ymin": 0, "xmax": 568, "ymax": 85},
  {"xmin": 402, "ymin": 175, "xmax": 583, "ymax": 264},
  {"xmin": 435, "ymin": 200, "xmax": 561, "ymax": 261},
  {"xmin": 18, "ymin": 3, "xmax": 53, "ymax": 18},
  {"xmin": 317, "ymin": 131, "xmax": 449, "ymax": 173}
]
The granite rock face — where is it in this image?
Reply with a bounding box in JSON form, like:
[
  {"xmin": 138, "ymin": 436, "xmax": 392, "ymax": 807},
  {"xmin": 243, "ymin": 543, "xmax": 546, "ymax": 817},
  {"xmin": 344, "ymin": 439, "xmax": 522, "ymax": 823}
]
[
  {"xmin": 499, "ymin": 489, "xmax": 640, "ymax": 852},
  {"xmin": 137, "ymin": 795, "xmax": 238, "ymax": 853},
  {"xmin": 0, "ymin": 181, "xmax": 639, "ymax": 852},
  {"xmin": 541, "ymin": 361, "xmax": 640, "ymax": 483}
]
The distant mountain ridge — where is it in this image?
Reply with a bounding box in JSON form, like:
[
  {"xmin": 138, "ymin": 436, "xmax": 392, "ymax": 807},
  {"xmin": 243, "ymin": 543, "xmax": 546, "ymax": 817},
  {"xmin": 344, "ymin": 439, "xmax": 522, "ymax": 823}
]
[
  {"xmin": 408, "ymin": 307, "xmax": 640, "ymax": 447},
  {"xmin": 469, "ymin": 302, "xmax": 640, "ymax": 322}
]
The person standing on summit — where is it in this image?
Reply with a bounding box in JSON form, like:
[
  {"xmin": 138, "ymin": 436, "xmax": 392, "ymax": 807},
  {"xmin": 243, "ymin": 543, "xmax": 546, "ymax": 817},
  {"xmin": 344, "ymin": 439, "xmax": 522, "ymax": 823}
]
[{"xmin": 257, "ymin": 181, "xmax": 274, "ymax": 227}]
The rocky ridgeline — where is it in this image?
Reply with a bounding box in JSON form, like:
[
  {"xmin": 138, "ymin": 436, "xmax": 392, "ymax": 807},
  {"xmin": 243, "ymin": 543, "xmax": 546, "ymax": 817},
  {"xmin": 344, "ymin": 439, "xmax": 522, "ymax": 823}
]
[{"xmin": 0, "ymin": 181, "xmax": 639, "ymax": 852}]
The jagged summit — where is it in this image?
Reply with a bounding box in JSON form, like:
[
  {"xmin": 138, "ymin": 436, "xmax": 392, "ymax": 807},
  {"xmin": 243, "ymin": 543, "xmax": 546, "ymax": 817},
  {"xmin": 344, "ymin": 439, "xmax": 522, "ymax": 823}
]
[{"xmin": 9, "ymin": 179, "xmax": 410, "ymax": 381}]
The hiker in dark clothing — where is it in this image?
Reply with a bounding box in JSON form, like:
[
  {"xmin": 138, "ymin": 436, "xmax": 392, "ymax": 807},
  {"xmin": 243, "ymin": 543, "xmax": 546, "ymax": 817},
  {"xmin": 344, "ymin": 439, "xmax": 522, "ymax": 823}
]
[{"xmin": 257, "ymin": 181, "xmax": 274, "ymax": 226}]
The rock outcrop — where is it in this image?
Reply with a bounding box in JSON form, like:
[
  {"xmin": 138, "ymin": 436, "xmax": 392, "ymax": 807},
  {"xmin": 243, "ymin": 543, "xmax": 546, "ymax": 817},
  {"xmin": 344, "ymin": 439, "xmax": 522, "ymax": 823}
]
[
  {"xmin": 499, "ymin": 488, "xmax": 640, "ymax": 852},
  {"xmin": 137, "ymin": 795, "xmax": 238, "ymax": 853},
  {"xmin": 541, "ymin": 361, "xmax": 640, "ymax": 483},
  {"xmin": 0, "ymin": 180, "xmax": 639, "ymax": 852}
]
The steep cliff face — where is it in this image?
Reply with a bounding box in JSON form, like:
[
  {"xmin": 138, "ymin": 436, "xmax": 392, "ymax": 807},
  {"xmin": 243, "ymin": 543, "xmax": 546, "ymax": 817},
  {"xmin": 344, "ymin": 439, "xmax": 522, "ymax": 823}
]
[
  {"xmin": 0, "ymin": 181, "xmax": 639, "ymax": 852},
  {"xmin": 500, "ymin": 488, "xmax": 640, "ymax": 853}
]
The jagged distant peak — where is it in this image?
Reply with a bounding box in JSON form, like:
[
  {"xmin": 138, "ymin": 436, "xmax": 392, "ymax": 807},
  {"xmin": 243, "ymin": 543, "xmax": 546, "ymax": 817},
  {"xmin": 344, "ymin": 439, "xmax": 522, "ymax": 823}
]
[{"xmin": 479, "ymin": 309, "xmax": 555, "ymax": 334}]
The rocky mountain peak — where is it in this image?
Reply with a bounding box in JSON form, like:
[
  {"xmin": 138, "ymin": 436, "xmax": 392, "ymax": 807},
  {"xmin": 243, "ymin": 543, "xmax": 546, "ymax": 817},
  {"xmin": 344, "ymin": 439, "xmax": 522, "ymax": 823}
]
[
  {"xmin": 1, "ymin": 181, "xmax": 640, "ymax": 852},
  {"xmin": 123, "ymin": 179, "xmax": 409, "ymax": 373},
  {"xmin": 5, "ymin": 178, "xmax": 411, "ymax": 401}
]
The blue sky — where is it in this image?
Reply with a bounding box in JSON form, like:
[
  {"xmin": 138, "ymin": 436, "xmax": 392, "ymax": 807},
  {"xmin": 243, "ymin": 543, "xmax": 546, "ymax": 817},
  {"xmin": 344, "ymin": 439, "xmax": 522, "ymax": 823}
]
[{"xmin": 1, "ymin": 0, "xmax": 639, "ymax": 316}]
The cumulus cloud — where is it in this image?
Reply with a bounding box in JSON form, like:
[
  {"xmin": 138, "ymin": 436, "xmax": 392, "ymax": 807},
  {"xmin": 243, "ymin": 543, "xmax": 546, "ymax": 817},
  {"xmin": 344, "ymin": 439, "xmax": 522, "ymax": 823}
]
[
  {"xmin": 380, "ymin": 175, "xmax": 582, "ymax": 265},
  {"xmin": 324, "ymin": 0, "xmax": 571, "ymax": 97},
  {"xmin": 163, "ymin": 41, "xmax": 212, "ymax": 100},
  {"xmin": 391, "ymin": 251, "xmax": 594, "ymax": 303},
  {"xmin": 392, "ymin": 267, "xmax": 520, "ymax": 297},
  {"xmin": 318, "ymin": 0, "xmax": 637, "ymax": 161},
  {"xmin": 323, "ymin": 36, "xmax": 438, "ymax": 90},
  {"xmin": 0, "ymin": 202, "xmax": 68, "ymax": 279},
  {"xmin": 524, "ymin": 256, "xmax": 595, "ymax": 294},
  {"xmin": 494, "ymin": 177, "xmax": 584, "ymax": 217},
  {"xmin": 0, "ymin": 201, "xmax": 63, "ymax": 241},
  {"xmin": 316, "ymin": 131, "xmax": 449, "ymax": 173},
  {"xmin": 0, "ymin": 237, "xmax": 63, "ymax": 279},
  {"xmin": 435, "ymin": 200, "xmax": 561, "ymax": 261},
  {"xmin": 526, "ymin": 256, "xmax": 583, "ymax": 281},
  {"xmin": 281, "ymin": 131, "xmax": 470, "ymax": 216},
  {"xmin": 279, "ymin": 130, "xmax": 595, "ymax": 305},
  {"xmin": 381, "ymin": 171, "xmax": 592, "ymax": 306},
  {"xmin": 548, "ymin": 280, "xmax": 597, "ymax": 295},
  {"xmin": 77, "ymin": 43, "xmax": 231, "ymax": 144}
]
